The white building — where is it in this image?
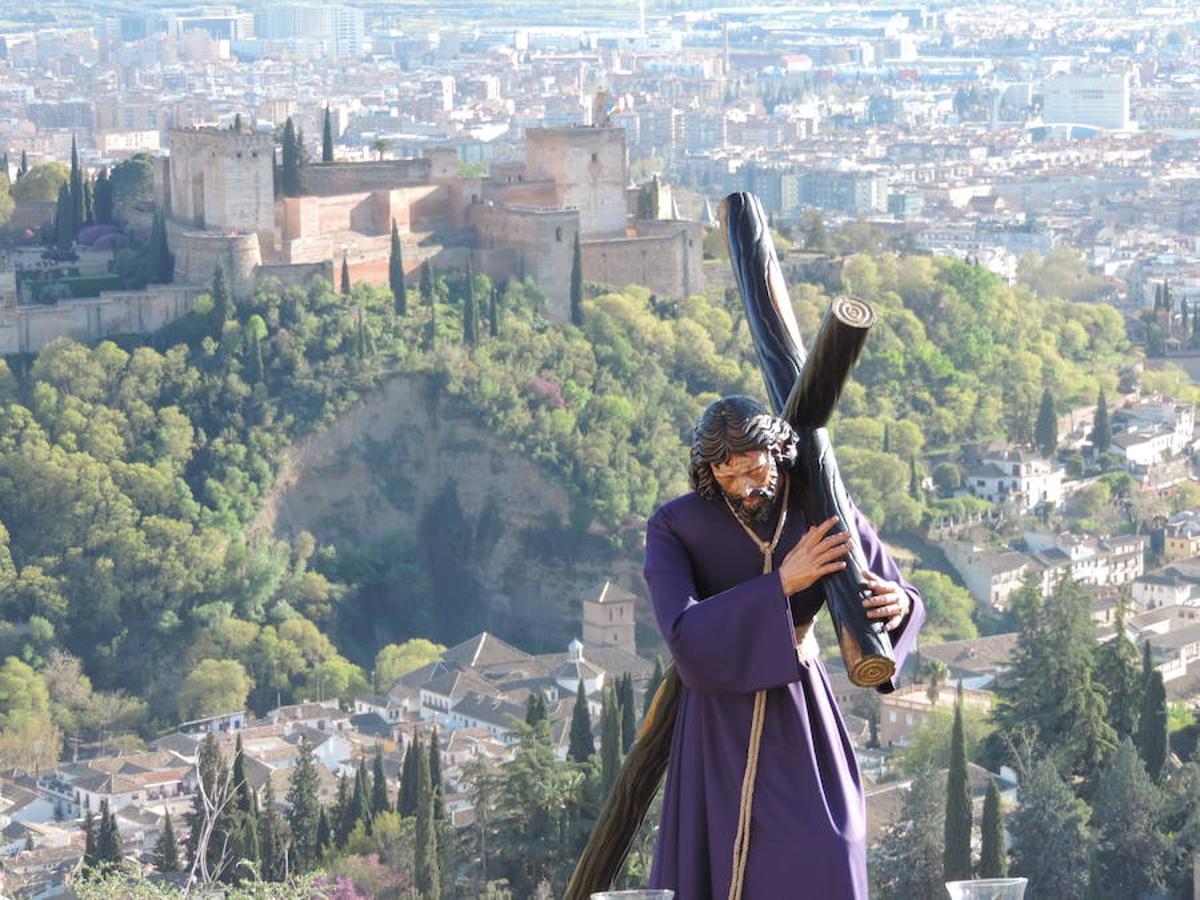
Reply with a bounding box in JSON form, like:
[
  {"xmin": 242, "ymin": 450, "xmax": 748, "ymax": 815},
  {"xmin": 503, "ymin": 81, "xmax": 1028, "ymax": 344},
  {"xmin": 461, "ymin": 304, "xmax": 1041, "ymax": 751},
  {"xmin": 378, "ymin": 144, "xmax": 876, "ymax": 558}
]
[
  {"xmin": 964, "ymin": 449, "xmax": 1065, "ymax": 513},
  {"xmin": 1042, "ymin": 71, "xmax": 1133, "ymax": 131}
]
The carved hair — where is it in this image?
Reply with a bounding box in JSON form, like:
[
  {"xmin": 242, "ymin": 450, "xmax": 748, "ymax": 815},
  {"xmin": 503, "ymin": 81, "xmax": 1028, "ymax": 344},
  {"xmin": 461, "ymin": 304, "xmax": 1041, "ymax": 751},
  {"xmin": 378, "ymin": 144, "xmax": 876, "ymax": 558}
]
[{"xmin": 689, "ymin": 395, "xmax": 799, "ymax": 500}]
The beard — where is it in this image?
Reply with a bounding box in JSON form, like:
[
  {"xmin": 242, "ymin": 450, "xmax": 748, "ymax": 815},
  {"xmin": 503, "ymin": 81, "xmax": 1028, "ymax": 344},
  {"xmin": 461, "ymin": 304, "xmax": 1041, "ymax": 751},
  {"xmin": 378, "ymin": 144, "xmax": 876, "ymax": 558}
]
[{"xmin": 724, "ymin": 463, "xmax": 781, "ymax": 526}]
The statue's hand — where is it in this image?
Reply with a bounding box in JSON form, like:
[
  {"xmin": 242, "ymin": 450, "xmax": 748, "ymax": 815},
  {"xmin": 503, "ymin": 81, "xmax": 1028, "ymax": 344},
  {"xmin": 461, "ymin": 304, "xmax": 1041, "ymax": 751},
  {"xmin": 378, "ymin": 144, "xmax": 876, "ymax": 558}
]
[
  {"xmin": 779, "ymin": 516, "xmax": 852, "ymax": 595},
  {"xmin": 861, "ymin": 571, "xmax": 911, "ymax": 631}
]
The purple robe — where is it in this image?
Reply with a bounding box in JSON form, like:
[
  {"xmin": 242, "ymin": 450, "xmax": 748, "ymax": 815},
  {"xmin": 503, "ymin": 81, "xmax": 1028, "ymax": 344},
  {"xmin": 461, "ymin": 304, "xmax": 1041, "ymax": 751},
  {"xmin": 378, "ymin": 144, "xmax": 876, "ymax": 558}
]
[{"xmin": 645, "ymin": 487, "xmax": 926, "ymax": 900}]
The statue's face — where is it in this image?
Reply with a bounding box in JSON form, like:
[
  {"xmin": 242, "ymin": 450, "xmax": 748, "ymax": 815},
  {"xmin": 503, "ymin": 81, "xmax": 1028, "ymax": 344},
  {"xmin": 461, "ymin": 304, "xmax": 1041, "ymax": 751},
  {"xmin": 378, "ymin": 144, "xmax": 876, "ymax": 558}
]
[{"xmin": 710, "ymin": 449, "xmax": 779, "ymax": 524}]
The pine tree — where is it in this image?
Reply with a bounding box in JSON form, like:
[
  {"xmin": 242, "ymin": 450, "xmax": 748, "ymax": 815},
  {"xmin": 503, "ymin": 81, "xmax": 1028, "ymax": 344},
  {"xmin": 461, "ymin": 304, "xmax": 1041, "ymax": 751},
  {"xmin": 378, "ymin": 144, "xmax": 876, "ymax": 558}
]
[
  {"xmin": 600, "ymin": 686, "xmax": 622, "ymax": 796},
  {"xmin": 619, "ymin": 673, "xmax": 636, "ymax": 754},
  {"xmin": 570, "ymin": 231, "xmax": 584, "ymax": 326},
  {"xmin": 1136, "ymin": 656, "xmax": 1169, "ymax": 783},
  {"xmin": 371, "ymin": 744, "xmax": 391, "ymax": 817},
  {"xmin": 315, "ymin": 806, "xmax": 332, "ymax": 856},
  {"xmin": 429, "ymin": 728, "xmax": 445, "ymax": 822},
  {"xmin": 154, "ymin": 811, "xmax": 179, "ymax": 871},
  {"xmin": 419, "ymin": 260, "xmax": 434, "ymax": 306},
  {"xmin": 488, "ymin": 284, "xmax": 500, "ymax": 337},
  {"xmin": 285, "ymin": 735, "xmax": 321, "ymax": 872},
  {"xmin": 209, "ymin": 262, "xmax": 232, "ymax": 341},
  {"xmin": 69, "ymin": 134, "xmax": 83, "ymax": 238},
  {"xmin": 874, "ymin": 769, "xmax": 946, "ymax": 899},
  {"xmin": 644, "ymin": 656, "xmax": 665, "ymax": 717},
  {"xmin": 341, "ymin": 255, "xmax": 351, "ymax": 295},
  {"xmin": 398, "ymin": 734, "xmax": 421, "ymax": 818},
  {"xmin": 389, "ymin": 220, "xmax": 407, "ymax": 316},
  {"xmin": 978, "ymin": 778, "xmax": 1006, "ymax": 878},
  {"xmin": 415, "ymin": 731, "xmax": 441, "ymax": 898},
  {"xmin": 568, "ymin": 679, "xmax": 593, "ymax": 763},
  {"xmin": 281, "ymin": 117, "xmax": 301, "ymax": 197},
  {"xmin": 944, "ymin": 684, "xmax": 973, "ymax": 881},
  {"xmin": 1095, "ymin": 596, "xmax": 1141, "ymax": 741},
  {"xmin": 82, "ymin": 808, "xmax": 97, "ymax": 870},
  {"xmin": 1092, "ymin": 737, "xmax": 1168, "ymax": 898},
  {"xmin": 526, "ymin": 692, "xmax": 548, "ymax": 726},
  {"xmin": 1035, "ymin": 389, "xmax": 1057, "ymax": 458},
  {"xmin": 322, "ymin": 106, "xmax": 334, "ymax": 163},
  {"xmin": 462, "ymin": 262, "xmax": 478, "ymax": 348},
  {"xmin": 1010, "ymin": 758, "xmax": 1092, "ymax": 900},
  {"xmin": 1091, "ymin": 389, "xmax": 1111, "ymax": 455},
  {"xmin": 257, "ymin": 778, "xmax": 284, "ymax": 882}
]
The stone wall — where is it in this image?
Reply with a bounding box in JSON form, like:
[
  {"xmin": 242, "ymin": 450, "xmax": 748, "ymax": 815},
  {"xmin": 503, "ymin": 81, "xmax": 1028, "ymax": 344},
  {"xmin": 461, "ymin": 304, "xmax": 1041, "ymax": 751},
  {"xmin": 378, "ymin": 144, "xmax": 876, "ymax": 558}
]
[
  {"xmin": 470, "ymin": 202, "xmax": 578, "ymax": 321},
  {"xmin": 166, "ymin": 128, "xmax": 276, "ymax": 242},
  {"xmin": 302, "ymin": 159, "xmax": 432, "ymax": 196},
  {"xmin": 168, "ymin": 223, "xmax": 262, "ymax": 298},
  {"xmin": 582, "ymin": 220, "xmax": 705, "ymax": 299},
  {"xmin": 525, "ymin": 127, "xmax": 628, "ymax": 238},
  {"xmin": 0, "ymin": 285, "xmax": 199, "ymax": 355}
]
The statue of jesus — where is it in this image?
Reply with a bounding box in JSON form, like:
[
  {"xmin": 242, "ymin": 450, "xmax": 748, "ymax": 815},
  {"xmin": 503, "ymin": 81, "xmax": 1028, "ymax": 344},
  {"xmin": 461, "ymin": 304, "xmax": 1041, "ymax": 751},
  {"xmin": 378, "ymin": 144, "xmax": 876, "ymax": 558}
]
[{"xmin": 644, "ymin": 394, "xmax": 926, "ymax": 900}]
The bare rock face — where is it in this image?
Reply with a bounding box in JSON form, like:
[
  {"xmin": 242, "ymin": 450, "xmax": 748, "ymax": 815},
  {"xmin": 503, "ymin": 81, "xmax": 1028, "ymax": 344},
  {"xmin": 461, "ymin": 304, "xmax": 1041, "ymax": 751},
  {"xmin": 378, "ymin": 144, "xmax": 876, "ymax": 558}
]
[{"xmin": 253, "ymin": 373, "xmax": 644, "ymax": 651}]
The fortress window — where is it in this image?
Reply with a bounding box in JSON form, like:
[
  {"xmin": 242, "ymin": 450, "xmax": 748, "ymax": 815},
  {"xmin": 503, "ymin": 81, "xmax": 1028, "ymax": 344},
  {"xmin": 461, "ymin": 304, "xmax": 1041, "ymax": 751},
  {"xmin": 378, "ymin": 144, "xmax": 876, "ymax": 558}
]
[
  {"xmin": 556, "ymin": 227, "xmax": 562, "ymax": 242},
  {"xmin": 236, "ymin": 152, "xmax": 242, "ymax": 159},
  {"xmin": 251, "ymin": 152, "xmax": 258, "ymax": 158},
  {"xmin": 591, "ymin": 152, "xmax": 599, "ymax": 163}
]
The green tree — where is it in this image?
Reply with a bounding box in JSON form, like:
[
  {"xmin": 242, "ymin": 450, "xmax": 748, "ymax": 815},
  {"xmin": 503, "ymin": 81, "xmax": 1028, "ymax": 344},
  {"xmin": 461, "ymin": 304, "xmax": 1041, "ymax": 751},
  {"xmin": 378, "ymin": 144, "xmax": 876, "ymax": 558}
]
[
  {"xmin": 340, "ymin": 256, "xmax": 351, "ymax": 295},
  {"xmin": 1010, "ymin": 758, "xmax": 1092, "ymax": 900},
  {"xmin": 348, "ymin": 759, "xmax": 371, "ymax": 835},
  {"xmin": 1091, "ymin": 389, "xmax": 1111, "ymax": 454},
  {"xmin": 800, "ymin": 208, "xmax": 830, "ymax": 252},
  {"xmin": 333, "ymin": 773, "xmax": 352, "ymax": 846},
  {"xmin": 618, "ymin": 672, "xmax": 636, "ymax": 754},
  {"xmin": 419, "ymin": 260, "xmax": 434, "ymax": 306},
  {"xmin": 525, "ymin": 691, "xmax": 548, "ymax": 726},
  {"xmin": 429, "ymin": 728, "xmax": 445, "ymax": 822},
  {"xmin": 415, "ymin": 729, "xmax": 441, "ymax": 898},
  {"xmin": 69, "ymin": 135, "xmax": 83, "ymax": 238},
  {"xmin": 369, "ymin": 745, "xmax": 391, "ymax": 818},
  {"xmin": 568, "ymin": 679, "xmax": 593, "ymax": 763},
  {"xmin": 570, "ymin": 232, "xmax": 584, "ymax": 326},
  {"xmin": 315, "ymin": 806, "xmax": 332, "ymax": 856},
  {"xmin": 600, "ymin": 685, "xmax": 622, "ymax": 797},
  {"xmin": 285, "ymin": 735, "xmax": 321, "ymax": 872},
  {"xmin": 0, "ymin": 173, "xmax": 14, "ymax": 227},
  {"xmin": 978, "ymin": 778, "xmax": 1006, "ymax": 878},
  {"xmin": 874, "ymin": 769, "xmax": 945, "ymax": 900},
  {"xmin": 1095, "ymin": 597, "xmax": 1141, "ymax": 741},
  {"xmin": 398, "ymin": 734, "xmax": 421, "ymax": 818},
  {"xmin": 94, "ymin": 169, "xmax": 113, "ymax": 224},
  {"xmin": 488, "ymin": 284, "xmax": 501, "ymax": 337},
  {"xmin": 18, "ymin": 150, "xmax": 27, "ymax": 178},
  {"xmin": 1035, "ymin": 389, "xmax": 1056, "ymax": 458},
  {"xmin": 9, "ymin": 161, "xmax": 68, "ymax": 204},
  {"xmin": 463, "ymin": 261, "xmax": 478, "ymax": 348},
  {"xmin": 146, "ymin": 211, "xmax": 174, "ymax": 284},
  {"xmin": 83, "ymin": 809, "xmax": 97, "ymax": 870},
  {"xmin": 322, "ymin": 106, "xmax": 334, "ymax": 163},
  {"xmin": 943, "ymin": 684, "xmax": 973, "ymax": 881},
  {"xmin": 53, "ymin": 183, "xmax": 73, "ymax": 252},
  {"xmin": 281, "ymin": 118, "xmax": 301, "ymax": 197},
  {"xmin": 389, "ymin": 220, "xmax": 407, "ymax": 316},
  {"xmin": 1136, "ymin": 653, "xmax": 1169, "ymax": 783},
  {"xmin": 375, "ymin": 639, "xmax": 444, "ymax": 690},
  {"xmin": 178, "ymin": 659, "xmax": 252, "ymax": 720},
  {"xmin": 1091, "ymin": 737, "xmax": 1167, "ymax": 899},
  {"xmin": 96, "ymin": 799, "xmax": 122, "ymax": 867},
  {"xmin": 257, "ymin": 777, "xmax": 286, "ymax": 882},
  {"xmin": 208, "ymin": 262, "xmax": 233, "ymax": 341},
  {"xmin": 232, "ymin": 734, "xmax": 253, "ymax": 815},
  {"xmin": 108, "ymin": 153, "xmax": 155, "ymax": 215}
]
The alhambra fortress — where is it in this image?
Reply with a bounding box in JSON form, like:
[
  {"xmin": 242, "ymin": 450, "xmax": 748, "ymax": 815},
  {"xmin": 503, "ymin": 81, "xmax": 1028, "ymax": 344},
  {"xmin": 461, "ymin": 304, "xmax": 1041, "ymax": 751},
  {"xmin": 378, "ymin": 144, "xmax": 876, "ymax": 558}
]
[{"xmin": 0, "ymin": 124, "xmax": 704, "ymax": 353}]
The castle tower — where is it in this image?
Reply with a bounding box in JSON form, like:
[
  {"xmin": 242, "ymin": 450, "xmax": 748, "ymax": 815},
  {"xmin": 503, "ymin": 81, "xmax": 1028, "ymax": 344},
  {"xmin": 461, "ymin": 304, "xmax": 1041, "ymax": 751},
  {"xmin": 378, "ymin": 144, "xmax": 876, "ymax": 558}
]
[
  {"xmin": 524, "ymin": 126, "xmax": 628, "ymax": 238},
  {"xmin": 165, "ymin": 127, "xmax": 276, "ymax": 243},
  {"xmin": 581, "ymin": 580, "xmax": 636, "ymax": 655}
]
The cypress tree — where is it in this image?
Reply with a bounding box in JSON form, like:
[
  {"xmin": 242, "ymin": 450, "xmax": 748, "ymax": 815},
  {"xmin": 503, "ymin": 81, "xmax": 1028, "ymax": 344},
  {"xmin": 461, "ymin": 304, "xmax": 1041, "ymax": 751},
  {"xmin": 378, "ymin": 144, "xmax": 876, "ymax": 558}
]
[
  {"xmin": 525, "ymin": 691, "xmax": 548, "ymax": 726},
  {"xmin": 209, "ymin": 262, "xmax": 232, "ymax": 341},
  {"xmin": 568, "ymin": 678, "xmax": 593, "ymax": 763},
  {"xmin": 488, "ymin": 284, "xmax": 500, "ymax": 337},
  {"xmin": 232, "ymin": 735, "xmax": 252, "ymax": 815},
  {"xmin": 53, "ymin": 184, "xmax": 72, "ymax": 252},
  {"xmin": 1092, "ymin": 389, "xmax": 1111, "ymax": 455},
  {"xmin": 414, "ymin": 732, "xmax": 441, "ymax": 898},
  {"xmin": 424, "ymin": 294, "xmax": 437, "ymax": 352},
  {"xmin": 147, "ymin": 210, "xmax": 174, "ymax": 284},
  {"xmin": 882, "ymin": 421, "xmax": 892, "ymax": 453},
  {"xmin": 154, "ymin": 810, "xmax": 179, "ymax": 871},
  {"xmin": 644, "ymin": 656, "xmax": 665, "ymax": 717},
  {"xmin": 238, "ymin": 809, "xmax": 259, "ymax": 877},
  {"xmin": 0, "ymin": 152, "xmax": 6, "ymax": 179},
  {"xmin": 69, "ymin": 134, "xmax": 83, "ymax": 237},
  {"xmin": 371, "ymin": 744, "xmax": 391, "ymax": 817},
  {"xmin": 1095, "ymin": 596, "xmax": 1141, "ymax": 741},
  {"xmin": 94, "ymin": 169, "xmax": 113, "ymax": 225},
  {"xmin": 943, "ymin": 683, "xmax": 973, "ymax": 882},
  {"xmin": 978, "ymin": 778, "xmax": 1006, "ymax": 878},
  {"xmin": 1035, "ymin": 389, "xmax": 1057, "ymax": 458},
  {"xmin": 97, "ymin": 800, "xmax": 121, "ymax": 866},
  {"xmin": 419, "ymin": 260, "xmax": 434, "ymax": 306},
  {"xmin": 398, "ymin": 734, "xmax": 421, "ymax": 818},
  {"xmin": 462, "ymin": 262, "xmax": 478, "ymax": 348},
  {"xmin": 570, "ymin": 231, "xmax": 584, "ymax": 326},
  {"xmin": 600, "ymin": 686, "xmax": 622, "ymax": 796},
  {"xmin": 909, "ymin": 456, "xmax": 924, "ymax": 501},
  {"xmin": 333, "ymin": 772, "xmax": 351, "ymax": 846},
  {"xmin": 322, "ymin": 105, "xmax": 334, "ymax": 163},
  {"xmin": 341, "ymin": 255, "xmax": 351, "ymax": 295},
  {"xmin": 389, "ymin": 220, "xmax": 406, "ymax": 315},
  {"xmin": 1136, "ymin": 656, "xmax": 1169, "ymax": 783},
  {"xmin": 83, "ymin": 179, "xmax": 95, "ymax": 226},
  {"xmin": 619, "ymin": 673, "xmax": 636, "ymax": 754},
  {"xmin": 315, "ymin": 806, "xmax": 332, "ymax": 856},
  {"xmin": 82, "ymin": 809, "xmax": 97, "ymax": 870},
  {"xmin": 429, "ymin": 728, "xmax": 445, "ymax": 821},
  {"xmin": 349, "ymin": 760, "xmax": 371, "ymax": 834},
  {"xmin": 285, "ymin": 735, "xmax": 321, "ymax": 872},
  {"xmin": 18, "ymin": 150, "xmax": 27, "ymax": 179},
  {"xmin": 281, "ymin": 117, "xmax": 300, "ymax": 197},
  {"xmin": 257, "ymin": 778, "xmax": 284, "ymax": 882}
]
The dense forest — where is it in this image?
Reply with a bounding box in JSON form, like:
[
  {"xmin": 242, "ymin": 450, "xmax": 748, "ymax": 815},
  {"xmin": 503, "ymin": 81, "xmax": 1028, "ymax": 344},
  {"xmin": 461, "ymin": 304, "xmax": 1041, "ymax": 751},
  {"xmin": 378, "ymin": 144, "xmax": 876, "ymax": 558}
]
[{"xmin": 0, "ymin": 250, "xmax": 1148, "ymax": 759}]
